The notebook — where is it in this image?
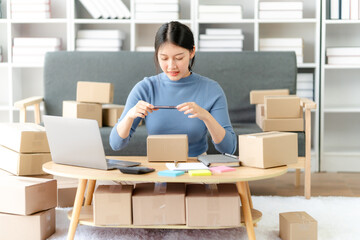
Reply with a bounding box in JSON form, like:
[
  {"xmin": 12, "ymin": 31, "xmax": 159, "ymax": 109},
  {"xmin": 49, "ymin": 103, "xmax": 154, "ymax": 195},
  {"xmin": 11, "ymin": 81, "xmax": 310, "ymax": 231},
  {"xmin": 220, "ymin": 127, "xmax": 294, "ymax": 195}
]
[{"xmin": 197, "ymin": 154, "xmax": 241, "ymax": 167}]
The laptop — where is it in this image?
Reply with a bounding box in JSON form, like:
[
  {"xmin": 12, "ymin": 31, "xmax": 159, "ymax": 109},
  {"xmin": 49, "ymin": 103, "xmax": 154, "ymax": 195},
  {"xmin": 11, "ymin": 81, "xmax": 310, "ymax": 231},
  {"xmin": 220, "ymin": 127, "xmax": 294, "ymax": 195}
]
[{"xmin": 43, "ymin": 115, "xmax": 141, "ymax": 170}]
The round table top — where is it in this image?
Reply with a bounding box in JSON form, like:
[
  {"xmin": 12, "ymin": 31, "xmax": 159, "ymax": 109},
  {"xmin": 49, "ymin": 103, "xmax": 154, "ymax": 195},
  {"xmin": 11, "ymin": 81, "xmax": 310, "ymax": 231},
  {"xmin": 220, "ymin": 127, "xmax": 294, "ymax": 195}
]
[{"xmin": 43, "ymin": 156, "xmax": 288, "ymax": 183}]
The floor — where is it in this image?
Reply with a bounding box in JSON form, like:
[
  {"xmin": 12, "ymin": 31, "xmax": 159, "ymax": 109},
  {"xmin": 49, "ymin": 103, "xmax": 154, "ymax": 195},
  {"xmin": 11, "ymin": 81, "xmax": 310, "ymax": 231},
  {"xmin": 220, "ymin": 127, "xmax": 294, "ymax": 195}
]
[{"xmin": 249, "ymin": 172, "xmax": 360, "ymax": 197}]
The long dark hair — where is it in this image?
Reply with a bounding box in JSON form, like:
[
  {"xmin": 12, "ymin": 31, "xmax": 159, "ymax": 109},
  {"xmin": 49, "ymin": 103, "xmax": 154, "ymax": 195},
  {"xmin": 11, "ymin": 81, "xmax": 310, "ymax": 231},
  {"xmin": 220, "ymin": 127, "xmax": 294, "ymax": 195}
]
[{"xmin": 154, "ymin": 21, "xmax": 195, "ymax": 72}]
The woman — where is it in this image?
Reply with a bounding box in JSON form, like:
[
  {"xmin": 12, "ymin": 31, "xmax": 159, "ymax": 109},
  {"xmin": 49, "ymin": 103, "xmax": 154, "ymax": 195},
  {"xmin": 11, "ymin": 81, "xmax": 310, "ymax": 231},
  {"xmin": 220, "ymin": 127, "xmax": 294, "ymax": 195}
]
[{"xmin": 110, "ymin": 21, "xmax": 236, "ymax": 157}]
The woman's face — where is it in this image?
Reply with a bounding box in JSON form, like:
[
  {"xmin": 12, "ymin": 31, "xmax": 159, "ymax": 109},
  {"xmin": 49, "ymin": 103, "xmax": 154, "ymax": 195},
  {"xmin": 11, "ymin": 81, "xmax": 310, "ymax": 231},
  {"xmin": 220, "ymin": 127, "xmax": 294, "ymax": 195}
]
[{"xmin": 157, "ymin": 42, "xmax": 195, "ymax": 81}]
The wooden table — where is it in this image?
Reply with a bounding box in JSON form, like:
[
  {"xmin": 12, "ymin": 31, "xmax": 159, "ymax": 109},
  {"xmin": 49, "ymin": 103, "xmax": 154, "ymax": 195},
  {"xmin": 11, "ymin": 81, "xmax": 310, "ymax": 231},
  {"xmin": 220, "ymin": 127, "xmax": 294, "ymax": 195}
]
[{"xmin": 43, "ymin": 156, "xmax": 287, "ymax": 240}]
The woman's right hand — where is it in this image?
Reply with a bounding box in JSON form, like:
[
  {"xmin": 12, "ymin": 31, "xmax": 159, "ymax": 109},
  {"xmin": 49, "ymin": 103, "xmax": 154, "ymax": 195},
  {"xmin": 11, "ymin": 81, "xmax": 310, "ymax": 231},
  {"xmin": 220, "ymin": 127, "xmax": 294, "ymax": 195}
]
[{"xmin": 126, "ymin": 100, "xmax": 156, "ymax": 120}]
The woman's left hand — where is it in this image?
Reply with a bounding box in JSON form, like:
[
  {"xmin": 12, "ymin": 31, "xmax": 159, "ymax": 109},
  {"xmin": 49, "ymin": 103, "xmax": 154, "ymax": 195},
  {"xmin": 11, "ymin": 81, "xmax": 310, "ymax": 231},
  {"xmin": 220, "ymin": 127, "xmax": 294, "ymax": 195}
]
[{"xmin": 177, "ymin": 102, "xmax": 210, "ymax": 121}]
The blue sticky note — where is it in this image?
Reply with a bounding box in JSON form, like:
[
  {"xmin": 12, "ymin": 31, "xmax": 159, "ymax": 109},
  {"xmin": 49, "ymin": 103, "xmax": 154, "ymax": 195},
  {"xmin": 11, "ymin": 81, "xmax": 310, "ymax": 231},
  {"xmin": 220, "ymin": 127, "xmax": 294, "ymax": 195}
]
[{"xmin": 158, "ymin": 170, "xmax": 185, "ymax": 177}]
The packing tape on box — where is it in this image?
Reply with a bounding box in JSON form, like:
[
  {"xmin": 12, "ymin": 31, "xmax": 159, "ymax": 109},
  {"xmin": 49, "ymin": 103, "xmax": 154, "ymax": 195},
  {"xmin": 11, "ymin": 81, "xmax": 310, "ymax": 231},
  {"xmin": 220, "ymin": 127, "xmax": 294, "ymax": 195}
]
[
  {"xmin": 154, "ymin": 182, "xmax": 167, "ymax": 194},
  {"xmin": 205, "ymin": 184, "xmax": 221, "ymax": 226}
]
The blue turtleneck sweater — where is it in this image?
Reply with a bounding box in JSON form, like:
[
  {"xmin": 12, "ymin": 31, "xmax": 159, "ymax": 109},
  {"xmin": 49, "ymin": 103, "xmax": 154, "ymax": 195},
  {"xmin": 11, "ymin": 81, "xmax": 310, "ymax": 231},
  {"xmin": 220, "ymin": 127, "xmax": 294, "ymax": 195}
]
[{"xmin": 109, "ymin": 72, "xmax": 237, "ymax": 157}]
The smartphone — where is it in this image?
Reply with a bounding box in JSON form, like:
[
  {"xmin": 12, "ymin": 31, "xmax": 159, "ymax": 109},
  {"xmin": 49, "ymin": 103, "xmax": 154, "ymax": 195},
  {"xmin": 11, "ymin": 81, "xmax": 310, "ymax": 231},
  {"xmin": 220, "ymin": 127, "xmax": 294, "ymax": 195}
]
[{"xmin": 153, "ymin": 106, "xmax": 177, "ymax": 109}]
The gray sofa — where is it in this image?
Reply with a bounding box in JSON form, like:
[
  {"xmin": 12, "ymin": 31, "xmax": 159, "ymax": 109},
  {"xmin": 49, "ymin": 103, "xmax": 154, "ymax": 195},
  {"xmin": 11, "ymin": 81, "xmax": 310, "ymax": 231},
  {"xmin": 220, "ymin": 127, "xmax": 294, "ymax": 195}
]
[{"xmin": 43, "ymin": 51, "xmax": 304, "ymax": 156}]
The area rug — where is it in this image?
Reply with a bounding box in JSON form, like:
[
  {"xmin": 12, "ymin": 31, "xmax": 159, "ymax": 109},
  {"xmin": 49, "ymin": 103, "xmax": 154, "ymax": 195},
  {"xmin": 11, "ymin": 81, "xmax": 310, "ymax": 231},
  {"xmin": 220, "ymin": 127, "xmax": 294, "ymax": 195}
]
[{"xmin": 49, "ymin": 196, "xmax": 360, "ymax": 240}]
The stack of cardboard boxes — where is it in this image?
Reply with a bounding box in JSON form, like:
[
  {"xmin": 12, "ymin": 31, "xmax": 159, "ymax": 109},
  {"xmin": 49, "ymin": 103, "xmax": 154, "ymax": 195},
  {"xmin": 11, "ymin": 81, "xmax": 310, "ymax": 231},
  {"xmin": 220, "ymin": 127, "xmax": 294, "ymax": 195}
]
[
  {"xmin": 0, "ymin": 176, "xmax": 57, "ymax": 240},
  {"xmin": 63, "ymin": 81, "xmax": 125, "ymax": 127},
  {"xmin": 250, "ymin": 89, "xmax": 304, "ymax": 132},
  {"xmin": 92, "ymin": 182, "xmax": 241, "ymax": 227},
  {"xmin": 0, "ymin": 123, "xmax": 51, "ymax": 176}
]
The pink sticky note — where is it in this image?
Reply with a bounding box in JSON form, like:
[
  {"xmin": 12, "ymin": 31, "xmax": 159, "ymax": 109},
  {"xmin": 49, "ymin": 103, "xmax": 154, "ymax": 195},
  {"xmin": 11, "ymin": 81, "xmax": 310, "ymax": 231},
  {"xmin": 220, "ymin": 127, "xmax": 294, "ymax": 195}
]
[{"xmin": 210, "ymin": 166, "xmax": 236, "ymax": 174}]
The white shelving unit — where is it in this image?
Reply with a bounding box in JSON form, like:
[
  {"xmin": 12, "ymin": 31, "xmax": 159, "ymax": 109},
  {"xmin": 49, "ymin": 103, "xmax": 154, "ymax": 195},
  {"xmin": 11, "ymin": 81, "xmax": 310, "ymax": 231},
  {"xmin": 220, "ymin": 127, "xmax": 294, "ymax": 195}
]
[
  {"xmin": 0, "ymin": 0, "xmax": 321, "ymax": 170},
  {"xmin": 321, "ymin": 0, "xmax": 360, "ymax": 171}
]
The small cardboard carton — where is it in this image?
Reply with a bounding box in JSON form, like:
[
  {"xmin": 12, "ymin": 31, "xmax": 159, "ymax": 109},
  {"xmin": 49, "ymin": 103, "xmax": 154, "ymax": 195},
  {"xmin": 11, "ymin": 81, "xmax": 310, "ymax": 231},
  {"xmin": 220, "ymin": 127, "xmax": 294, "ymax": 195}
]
[
  {"xmin": 93, "ymin": 184, "xmax": 133, "ymax": 226},
  {"xmin": 57, "ymin": 181, "xmax": 77, "ymax": 208},
  {"xmin": 147, "ymin": 134, "xmax": 188, "ymax": 162},
  {"xmin": 77, "ymin": 81, "xmax": 114, "ymax": 104},
  {"xmin": 279, "ymin": 211, "xmax": 318, "ymax": 240},
  {"xmin": 0, "ymin": 176, "xmax": 57, "ymax": 215},
  {"xmin": 0, "ymin": 145, "xmax": 52, "ymax": 176},
  {"xmin": 186, "ymin": 183, "xmax": 241, "ymax": 227},
  {"xmin": 265, "ymin": 95, "xmax": 302, "ymax": 119},
  {"xmin": 250, "ymin": 89, "xmax": 289, "ymax": 104},
  {"xmin": 102, "ymin": 104, "xmax": 125, "ymax": 127},
  {"xmin": 62, "ymin": 100, "xmax": 102, "ymax": 127},
  {"xmin": 0, "ymin": 123, "xmax": 50, "ymax": 153},
  {"xmin": 238, "ymin": 132, "xmax": 298, "ymax": 168},
  {"xmin": 132, "ymin": 183, "xmax": 186, "ymax": 225},
  {"xmin": 262, "ymin": 118, "xmax": 304, "ymax": 131},
  {"xmin": 0, "ymin": 208, "xmax": 55, "ymax": 240}
]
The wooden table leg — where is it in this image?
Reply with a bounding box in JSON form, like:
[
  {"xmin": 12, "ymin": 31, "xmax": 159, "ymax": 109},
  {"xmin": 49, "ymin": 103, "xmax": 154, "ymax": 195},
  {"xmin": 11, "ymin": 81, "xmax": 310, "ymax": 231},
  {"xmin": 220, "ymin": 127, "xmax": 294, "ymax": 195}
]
[
  {"xmin": 84, "ymin": 179, "xmax": 96, "ymax": 206},
  {"xmin": 67, "ymin": 179, "xmax": 87, "ymax": 240},
  {"xmin": 237, "ymin": 181, "xmax": 256, "ymax": 240},
  {"xmin": 245, "ymin": 182, "xmax": 257, "ymax": 227}
]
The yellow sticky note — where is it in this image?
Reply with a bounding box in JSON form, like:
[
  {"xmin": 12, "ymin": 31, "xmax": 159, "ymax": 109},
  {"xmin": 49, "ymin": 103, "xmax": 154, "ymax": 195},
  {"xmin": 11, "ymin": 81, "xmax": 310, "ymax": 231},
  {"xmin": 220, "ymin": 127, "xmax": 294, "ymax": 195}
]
[{"xmin": 188, "ymin": 169, "xmax": 212, "ymax": 176}]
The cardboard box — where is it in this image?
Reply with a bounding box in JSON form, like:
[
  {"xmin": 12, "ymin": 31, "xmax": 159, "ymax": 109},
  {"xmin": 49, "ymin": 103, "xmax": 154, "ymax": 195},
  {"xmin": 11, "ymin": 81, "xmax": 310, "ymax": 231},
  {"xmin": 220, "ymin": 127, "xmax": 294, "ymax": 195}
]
[
  {"xmin": 77, "ymin": 81, "xmax": 114, "ymax": 104},
  {"xmin": 0, "ymin": 123, "xmax": 50, "ymax": 153},
  {"xmin": 102, "ymin": 104, "xmax": 125, "ymax": 127},
  {"xmin": 0, "ymin": 176, "xmax": 57, "ymax": 215},
  {"xmin": 256, "ymin": 104, "xmax": 264, "ymax": 128},
  {"xmin": 238, "ymin": 132, "xmax": 298, "ymax": 168},
  {"xmin": 62, "ymin": 100, "xmax": 102, "ymax": 127},
  {"xmin": 0, "ymin": 145, "xmax": 52, "ymax": 176},
  {"xmin": 0, "ymin": 208, "xmax": 56, "ymax": 240},
  {"xmin": 250, "ymin": 89, "xmax": 289, "ymax": 104},
  {"xmin": 265, "ymin": 95, "xmax": 302, "ymax": 119},
  {"xmin": 280, "ymin": 211, "xmax": 318, "ymax": 240},
  {"xmin": 57, "ymin": 181, "xmax": 77, "ymax": 208},
  {"xmin": 93, "ymin": 184, "xmax": 133, "ymax": 225},
  {"xmin": 147, "ymin": 135, "xmax": 188, "ymax": 162},
  {"xmin": 132, "ymin": 183, "xmax": 186, "ymax": 225},
  {"xmin": 262, "ymin": 118, "xmax": 304, "ymax": 131},
  {"xmin": 186, "ymin": 184, "xmax": 241, "ymax": 227}
]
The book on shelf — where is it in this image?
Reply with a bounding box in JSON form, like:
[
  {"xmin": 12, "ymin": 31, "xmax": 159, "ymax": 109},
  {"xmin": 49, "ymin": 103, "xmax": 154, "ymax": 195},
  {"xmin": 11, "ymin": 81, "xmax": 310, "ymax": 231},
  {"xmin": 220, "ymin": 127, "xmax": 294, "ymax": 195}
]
[
  {"xmin": 135, "ymin": 12, "xmax": 179, "ymax": 20},
  {"xmin": 342, "ymin": 0, "xmax": 350, "ymax": 19},
  {"xmin": 330, "ymin": 0, "xmax": 340, "ymax": 19},
  {"xmin": 259, "ymin": 2, "xmax": 303, "ymax": 11},
  {"xmin": 116, "ymin": 0, "xmax": 131, "ymax": 18},
  {"xmin": 77, "ymin": 29, "xmax": 125, "ymax": 40},
  {"xmin": 259, "ymin": 46, "xmax": 303, "ymax": 55},
  {"xmin": 296, "ymin": 90, "xmax": 313, "ymax": 100},
  {"xmin": 135, "ymin": 3, "xmax": 179, "ymax": 12},
  {"xmin": 12, "ymin": 55, "xmax": 45, "ymax": 64},
  {"xmin": 199, "ymin": 39, "xmax": 243, "ymax": 48},
  {"xmin": 11, "ymin": 4, "xmax": 50, "ymax": 12},
  {"xmin": 11, "ymin": 0, "xmax": 49, "ymax": 4},
  {"xmin": 76, "ymin": 39, "xmax": 122, "ymax": 48},
  {"xmin": 327, "ymin": 56, "xmax": 360, "ymax": 64},
  {"xmin": 198, "ymin": 5, "xmax": 242, "ymax": 13},
  {"xmin": 136, "ymin": 0, "xmax": 178, "ymax": 3},
  {"xmin": 326, "ymin": 47, "xmax": 360, "ymax": 56},
  {"xmin": 205, "ymin": 28, "xmax": 242, "ymax": 35},
  {"xmin": 350, "ymin": 0, "xmax": 359, "ymax": 19},
  {"xmin": 259, "ymin": 10, "xmax": 303, "ymax": 19},
  {"xmin": 102, "ymin": 0, "xmax": 118, "ymax": 19},
  {"xmin": 199, "ymin": 34, "xmax": 244, "ymax": 40},
  {"xmin": 199, "ymin": 47, "xmax": 243, "ymax": 52},
  {"xmin": 136, "ymin": 46, "xmax": 155, "ymax": 52},
  {"xmin": 13, "ymin": 38, "xmax": 61, "ymax": 47},
  {"xmin": 76, "ymin": 47, "xmax": 120, "ymax": 52},
  {"xmin": 79, "ymin": 0, "xmax": 101, "ymax": 19},
  {"xmin": 259, "ymin": 38, "xmax": 303, "ymax": 47},
  {"xmin": 13, "ymin": 46, "xmax": 60, "ymax": 55},
  {"xmin": 197, "ymin": 154, "xmax": 241, "ymax": 167},
  {"xmin": 297, "ymin": 81, "xmax": 313, "ymax": 90},
  {"xmin": 198, "ymin": 12, "xmax": 242, "ymax": 20},
  {"xmin": 90, "ymin": 0, "xmax": 111, "ymax": 19},
  {"xmin": 11, "ymin": 11, "xmax": 51, "ymax": 19},
  {"xmin": 297, "ymin": 73, "xmax": 313, "ymax": 92}
]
